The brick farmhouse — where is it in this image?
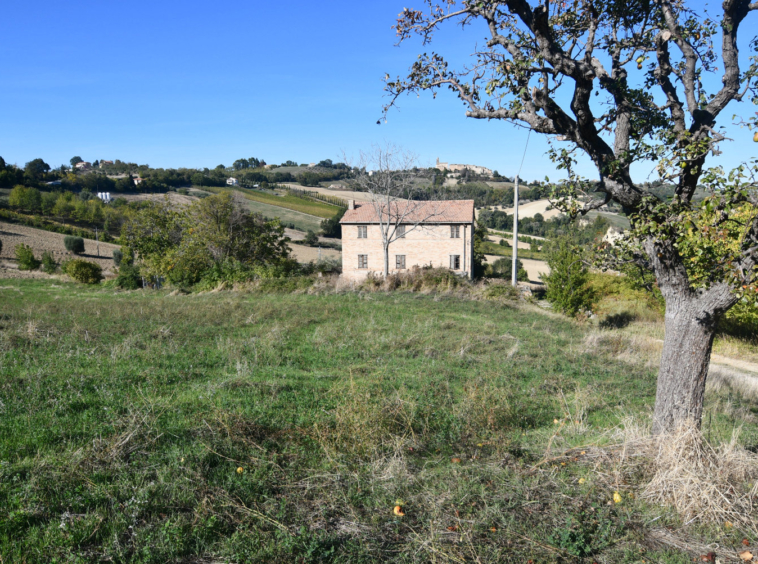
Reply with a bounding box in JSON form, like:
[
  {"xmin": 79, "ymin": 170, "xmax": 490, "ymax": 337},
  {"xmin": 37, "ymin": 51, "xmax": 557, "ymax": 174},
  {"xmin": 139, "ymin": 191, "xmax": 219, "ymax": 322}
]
[{"xmin": 339, "ymin": 199, "xmax": 475, "ymax": 281}]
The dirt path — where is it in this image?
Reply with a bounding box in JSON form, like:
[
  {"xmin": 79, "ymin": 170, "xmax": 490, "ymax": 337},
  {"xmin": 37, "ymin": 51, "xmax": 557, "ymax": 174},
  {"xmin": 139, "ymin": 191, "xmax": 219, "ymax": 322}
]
[{"xmin": 711, "ymin": 354, "xmax": 758, "ymax": 375}]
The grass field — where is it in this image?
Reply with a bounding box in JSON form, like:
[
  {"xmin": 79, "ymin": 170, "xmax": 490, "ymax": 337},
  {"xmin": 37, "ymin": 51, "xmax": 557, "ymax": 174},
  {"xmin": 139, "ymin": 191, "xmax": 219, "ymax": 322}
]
[
  {"xmin": 234, "ymin": 197, "xmax": 324, "ymax": 232},
  {"xmin": 231, "ymin": 187, "xmax": 342, "ymax": 219},
  {"xmin": 1, "ymin": 279, "xmax": 757, "ymax": 562},
  {"xmin": 480, "ymin": 239, "xmax": 545, "ymax": 260},
  {"xmin": 585, "ymin": 210, "xmax": 631, "ymax": 230}
]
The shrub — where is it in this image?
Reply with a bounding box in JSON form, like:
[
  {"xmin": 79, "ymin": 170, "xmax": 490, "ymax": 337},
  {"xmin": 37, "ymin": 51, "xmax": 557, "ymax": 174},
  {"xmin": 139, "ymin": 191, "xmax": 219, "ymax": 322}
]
[
  {"xmin": 485, "ymin": 257, "xmax": 528, "ymax": 281},
  {"xmin": 115, "ymin": 263, "xmax": 141, "ymax": 290},
  {"xmin": 720, "ymin": 297, "xmax": 758, "ymax": 338},
  {"xmin": 65, "ymin": 259, "xmax": 103, "ymax": 284},
  {"xmin": 542, "ymin": 236, "xmax": 595, "ymax": 317},
  {"xmin": 303, "ymin": 230, "xmax": 319, "ymax": 246},
  {"xmin": 64, "ymin": 236, "xmax": 85, "ymax": 255},
  {"xmin": 112, "ymin": 249, "xmax": 123, "ymax": 267},
  {"xmin": 41, "ymin": 251, "xmax": 58, "ymax": 274},
  {"xmin": 15, "ymin": 244, "xmax": 41, "ymax": 270}
]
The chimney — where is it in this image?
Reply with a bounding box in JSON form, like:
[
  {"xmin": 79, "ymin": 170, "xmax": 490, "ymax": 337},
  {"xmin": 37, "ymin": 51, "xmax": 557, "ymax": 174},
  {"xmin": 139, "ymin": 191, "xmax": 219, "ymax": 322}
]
[{"xmin": 348, "ymin": 199, "xmax": 355, "ymax": 210}]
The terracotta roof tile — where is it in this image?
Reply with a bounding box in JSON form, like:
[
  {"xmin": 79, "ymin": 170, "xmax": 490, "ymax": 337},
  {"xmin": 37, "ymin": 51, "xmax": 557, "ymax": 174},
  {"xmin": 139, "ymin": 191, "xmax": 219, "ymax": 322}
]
[{"xmin": 340, "ymin": 199, "xmax": 474, "ymax": 224}]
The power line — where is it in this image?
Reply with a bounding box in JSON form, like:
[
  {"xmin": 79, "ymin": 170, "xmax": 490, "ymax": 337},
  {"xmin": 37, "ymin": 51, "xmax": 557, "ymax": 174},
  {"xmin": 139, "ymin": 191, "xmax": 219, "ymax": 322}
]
[
  {"xmin": 512, "ymin": 128, "xmax": 531, "ymax": 287},
  {"xmin": 518, "ymin": 128, "xmax": 531, "ymax": 178}
]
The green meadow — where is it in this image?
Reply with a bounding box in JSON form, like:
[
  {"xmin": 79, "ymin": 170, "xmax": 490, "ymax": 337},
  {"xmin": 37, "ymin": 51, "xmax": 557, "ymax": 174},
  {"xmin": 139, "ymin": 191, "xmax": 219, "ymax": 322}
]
[{"xmin": 0, "ymin": 279, "xmax": 755, "ymax": 562}]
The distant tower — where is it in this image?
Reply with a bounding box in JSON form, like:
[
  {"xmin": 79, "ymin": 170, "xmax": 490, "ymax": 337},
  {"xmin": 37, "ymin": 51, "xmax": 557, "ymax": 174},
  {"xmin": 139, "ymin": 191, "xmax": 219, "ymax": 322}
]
[{"xmin": 436, "ymin": 157, "xmax": 439, "ymax": 166}]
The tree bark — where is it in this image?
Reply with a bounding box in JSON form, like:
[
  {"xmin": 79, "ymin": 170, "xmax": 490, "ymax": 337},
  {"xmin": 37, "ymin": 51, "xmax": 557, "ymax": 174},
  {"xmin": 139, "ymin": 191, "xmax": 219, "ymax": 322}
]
[
  {"xmin": 383, "ymin": 245, "xmax": 390, "ymax": 278},
  {"xmin": 652, "ymin": 298, "xmax": 718, "ymax": 435}
]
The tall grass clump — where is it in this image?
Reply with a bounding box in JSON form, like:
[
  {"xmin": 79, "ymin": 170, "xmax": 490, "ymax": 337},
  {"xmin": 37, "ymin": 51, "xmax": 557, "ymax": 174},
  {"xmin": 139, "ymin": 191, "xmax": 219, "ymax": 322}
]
[
  {"xmin": 360, "ymin": 266, "xmax": 470, "ymax": 293},
  {"xmin": 41, "ymin": 251, "xmax": 58, "ymax": 274},
  {"xmin": 615, "ymin": 420, "xmax": 758, "ymax": 534},
  {"xmin": 15, "ymin": 243, "xmax": 41, "ymax": 270}
]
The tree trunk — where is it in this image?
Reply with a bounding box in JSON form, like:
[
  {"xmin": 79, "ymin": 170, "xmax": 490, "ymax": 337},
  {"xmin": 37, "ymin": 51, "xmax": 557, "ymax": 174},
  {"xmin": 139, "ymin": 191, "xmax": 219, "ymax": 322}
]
[
  {"xmin": 652, "ymin": 298, "xmax": 717, "ymax": 435},
  {"xmin": 383, "ymin": 245, "xmax": 389, "ymax": 278},
  {"xmin": 643, "ymin": 239, "xmax": 739, "ymax": 436}
]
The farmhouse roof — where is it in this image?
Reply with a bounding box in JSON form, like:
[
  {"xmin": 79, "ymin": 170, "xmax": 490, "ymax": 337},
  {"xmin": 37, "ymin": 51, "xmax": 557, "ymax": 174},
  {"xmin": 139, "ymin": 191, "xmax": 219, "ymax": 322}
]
[{"xmin": 340, "ymin": 199, "xmax": 474, "ymax": 224}]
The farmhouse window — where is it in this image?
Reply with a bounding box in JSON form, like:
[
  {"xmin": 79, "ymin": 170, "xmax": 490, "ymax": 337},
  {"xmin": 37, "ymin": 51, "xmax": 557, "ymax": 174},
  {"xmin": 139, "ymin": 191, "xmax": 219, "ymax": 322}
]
[
  {"xmin": 450, "ymin": 255, "xmax": 461, "ymax": 270},
  {"xmin": 357, "ymin": 225, "xmax": 367, "ymax": 238},
  {"xmin": 396, "ymin": 255, "xmax": 406, "ymax": 269},
  {"xmin": 396, "ymin": 225, "xmax": 406, "ymax": 238},
  {"xmin": 451, "ymin": 225, "xmax": 460, "ymax": 238},
  {"xmin": 358, "ymin": 255, "xmax": 368, "ymax": 269}
]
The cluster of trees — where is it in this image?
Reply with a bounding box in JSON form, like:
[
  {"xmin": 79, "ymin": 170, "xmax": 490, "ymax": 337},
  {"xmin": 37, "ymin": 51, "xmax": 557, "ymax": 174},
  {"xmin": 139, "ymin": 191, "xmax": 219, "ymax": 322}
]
[
  {"xmin": 5, "ymin": 185, "xmax": 145, "ymax": 235},
  {"xmin": 232, "ymin": 157, "xmax": 267, "ymax": 171},
  {"xmin": 0, "ymin": 157, "xmax": 56, "ymax": 187},
  {"xmin": 120, "ymin": 192, "xmax": 294, "ymax": 287},
  {"xmin": 479, "ymin": 208, "xmax": 610, "ymax": 242}
]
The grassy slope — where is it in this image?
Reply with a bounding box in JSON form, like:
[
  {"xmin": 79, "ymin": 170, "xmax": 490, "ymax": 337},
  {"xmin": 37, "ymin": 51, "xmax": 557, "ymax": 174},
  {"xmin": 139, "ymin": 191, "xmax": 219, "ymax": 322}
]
[
  {"xmin": 0, "ymin": 280, "xmax": 755, "ymax": 563},
  {"xmin": 235, "ymin": 197, "xmax": 323, "ymax": 232},
  {"xmin": 233, "ymin": 187, "xmax": 341, "ymax": 219}
]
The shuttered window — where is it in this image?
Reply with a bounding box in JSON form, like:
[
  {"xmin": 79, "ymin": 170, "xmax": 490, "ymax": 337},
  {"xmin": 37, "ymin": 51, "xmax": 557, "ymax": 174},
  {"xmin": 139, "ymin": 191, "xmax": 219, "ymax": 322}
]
[
  {"xmin": 396, "ymin": 255, "xmax": 406, "ymax": 269},
  {"xmin": 358, "ymin": 255, "xmax": 368, "ymax": 269},
  {"xmin": 451, "ymin": 225, "xmax": 460, "ymax": 238},
  {"xmin": 450, "ymin": 255, "xmax": 461, "ymax": 270},
  {"xmin": 357, "ymin": 225, "xmax": 367, "ymax": 238}
]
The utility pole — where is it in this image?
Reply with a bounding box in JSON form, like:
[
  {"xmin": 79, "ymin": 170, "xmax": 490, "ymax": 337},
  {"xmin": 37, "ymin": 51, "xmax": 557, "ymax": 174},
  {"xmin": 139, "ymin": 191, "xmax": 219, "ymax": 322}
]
[
  {"xmin": 95, "ymin": 227, "xmax": 100, "ymax": 257},
  {"xmin": 511, "ymin": 175, "xmax": 519, "ymax": 287}
]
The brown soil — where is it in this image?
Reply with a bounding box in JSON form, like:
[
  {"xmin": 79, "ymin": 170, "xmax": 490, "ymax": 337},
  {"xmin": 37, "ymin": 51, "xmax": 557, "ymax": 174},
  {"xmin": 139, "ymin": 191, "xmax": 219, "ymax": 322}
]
[
  {"xmin": 0, "ymin": 221, "xmax": 120, "ymax": 277},
  {"xmin": 288, "ymin": 243, "xmax": 340, "ymax": 263}
]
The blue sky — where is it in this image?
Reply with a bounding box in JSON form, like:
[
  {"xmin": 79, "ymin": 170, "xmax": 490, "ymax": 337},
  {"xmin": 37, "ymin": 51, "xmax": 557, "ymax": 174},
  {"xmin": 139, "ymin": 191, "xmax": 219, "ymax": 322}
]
[{"xmin": 1, "ymin": 0, "xmax": 755, "ymax": 182}]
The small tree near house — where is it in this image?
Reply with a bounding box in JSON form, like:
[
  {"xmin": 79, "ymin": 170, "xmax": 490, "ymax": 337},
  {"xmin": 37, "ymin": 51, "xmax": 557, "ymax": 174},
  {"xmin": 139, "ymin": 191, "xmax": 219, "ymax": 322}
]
[{"xmin": 351, "ymin": 144, "xmax": 447, "ymax": 278}]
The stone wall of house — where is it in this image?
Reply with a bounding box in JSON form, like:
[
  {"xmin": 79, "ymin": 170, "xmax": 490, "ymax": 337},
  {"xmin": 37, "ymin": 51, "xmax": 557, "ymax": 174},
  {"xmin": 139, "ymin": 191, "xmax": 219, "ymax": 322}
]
[{"xmin": 341, "ymin": 223, "xmax": 474, "ymax": 281}]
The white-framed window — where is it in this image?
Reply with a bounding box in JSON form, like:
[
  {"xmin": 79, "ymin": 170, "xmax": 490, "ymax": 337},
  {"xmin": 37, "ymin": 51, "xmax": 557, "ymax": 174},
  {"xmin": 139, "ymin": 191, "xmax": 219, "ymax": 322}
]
[
  {"xmin": 396, "ymin": 255, "xmax": 406, "ymax": 269},
  {"xmin": 396, "ymin": 224, "xmax": 406, "ymax": 238},
  {"xmin": 450, "ymin": 255, "xmax": 461, "ymax": 270},
  {"xmin": 358, "ymin": 254, "xmax": 368, "ymax": 269},
  {"xmin": 357, "ymin": 225, "xmax": 367, "ymax": 238},
  {"xmin": 451, "ymin": 225, "xmax": 460, "ymax": 238}
]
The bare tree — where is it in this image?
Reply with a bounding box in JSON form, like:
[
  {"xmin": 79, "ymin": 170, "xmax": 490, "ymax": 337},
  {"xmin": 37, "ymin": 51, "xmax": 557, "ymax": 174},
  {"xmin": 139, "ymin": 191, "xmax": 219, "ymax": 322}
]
[
  {"xmin": 350, "ymin": 145, "xmax": 448, "ymax": 278},
  {"xmin": 385, "ymin": 0, "xmax": 758, "ymax": 435}
]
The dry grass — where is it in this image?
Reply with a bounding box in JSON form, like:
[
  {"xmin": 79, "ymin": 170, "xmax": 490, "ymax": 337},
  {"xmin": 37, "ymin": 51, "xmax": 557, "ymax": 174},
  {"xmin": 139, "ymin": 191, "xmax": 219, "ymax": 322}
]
[
  {"xmin": 612, "ymin": 419, "xmax": 758, "ymax": 535},
  {"xmin": 583, "ymin": 330, "xmax": 662, "ymax": 369},
  {"xmin": 708, "ymin": 365, "xmax": 758, "ymax": 402}
]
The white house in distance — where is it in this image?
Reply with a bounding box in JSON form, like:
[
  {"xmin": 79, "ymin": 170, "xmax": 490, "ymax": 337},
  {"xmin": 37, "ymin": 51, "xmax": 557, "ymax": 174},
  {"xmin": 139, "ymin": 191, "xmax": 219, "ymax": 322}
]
[
  {"xmin": 97, "ymin": 192, "xmax": 112, "ymax": 203},
  {"xmin": 226, "ymin": 177, "xmax": 239, "ymax": 186},
  {"xmin": 75, "ymin": 161, "xmax": 92, "ymax": 170},
  {"xmin": 339, "ymin": 199, "xmax": 475, "ymax": 281}
]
